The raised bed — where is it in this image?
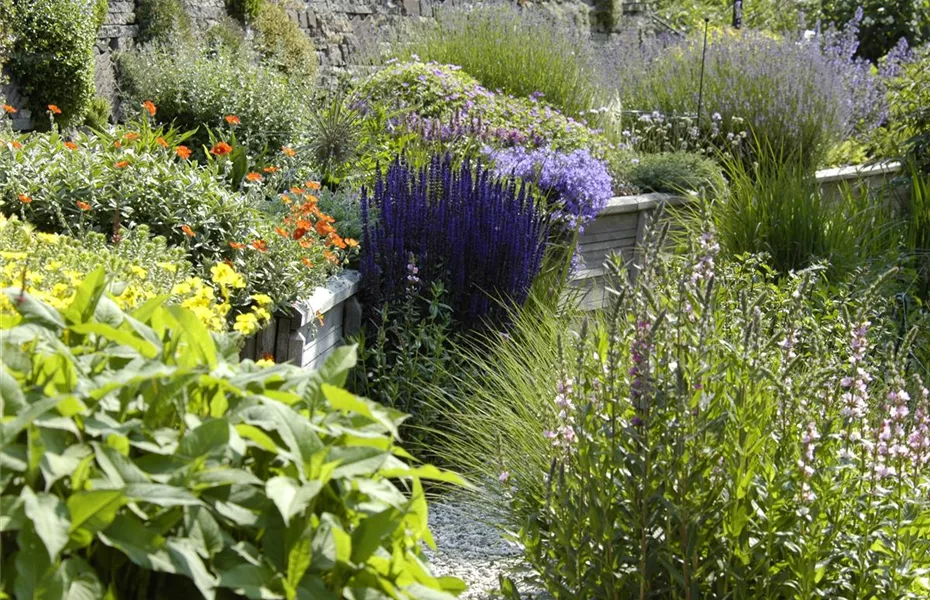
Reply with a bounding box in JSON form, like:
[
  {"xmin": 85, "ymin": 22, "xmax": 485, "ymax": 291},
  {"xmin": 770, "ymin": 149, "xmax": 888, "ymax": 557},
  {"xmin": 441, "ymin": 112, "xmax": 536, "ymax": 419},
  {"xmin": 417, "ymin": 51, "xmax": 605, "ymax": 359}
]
[
  {"xmin": 815, "ymin": 161, "xmax": 910, "ymax": 204},
  {"xmin": 240, "ymin": 270, "xmax": 362, "ymax": 368}
]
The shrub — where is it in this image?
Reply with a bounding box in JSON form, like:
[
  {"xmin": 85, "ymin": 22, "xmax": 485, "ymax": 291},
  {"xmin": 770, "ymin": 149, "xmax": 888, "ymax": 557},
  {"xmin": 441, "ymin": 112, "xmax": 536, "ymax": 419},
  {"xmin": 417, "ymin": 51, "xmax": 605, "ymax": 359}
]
[
  {"xmin": 396, "ymin": 3, "xmax": 603, "ymax": 119},
  {"xmin": 118, "ymin": 40, "xmax": 310, "ymax": 157},
  {"xmin": 819, "ymin": 0, "xmax": 927, "ymax": 62},
  {"xmin": 8, "ymin": 0, "xmax": 97, "ymax": 128},
  {"xmin": 353, "ymin": 61, "xmax": 612, "ymax": 159},
  {"xmin": 618, "ymin": 151, "xmax": 727, "ymax": 195},
  {"xmin": 612, "ymin": 23, "xmax": 885, "ymax": 166},
  {"xmin": 82, "ymin": 96, "xmax": 112, "ymax": 129},
  {"xmin": 0, "ymin": 270, "xmax": 466, "ymax": 599},
  {"xmin": 253, "ymin": 0, "xmax": 318, "ymax": 78},
  {"xmin": 360, "ymin": 155, "xmax": 549, "ymax": 328},
  {"xmin": 226, "ymin": 0, "xmax": 262, "ymax": 23},
  {"xmin": 430, "ymin": 227, "xmax": 930, "ymax": 598},
  {"xmin": 0, "ymin": 215, "xmax": 233, "ymax": 330},
  {"xmin": 135, "ymin": 0, "xmax": 192, "ymax": 44},
  {"xmin": 885, "ymin": 45, "xmax": 930, "ymax": 170},
  {"xmin": 0, "ymin": 124, "xmax": 351, "ymax": 307}
]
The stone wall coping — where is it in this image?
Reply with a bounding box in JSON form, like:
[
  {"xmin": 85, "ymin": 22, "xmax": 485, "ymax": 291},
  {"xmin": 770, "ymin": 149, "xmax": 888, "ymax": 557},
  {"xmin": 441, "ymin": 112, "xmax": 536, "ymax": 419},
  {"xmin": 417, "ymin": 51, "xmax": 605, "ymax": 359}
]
[
  {"xmin": 284, "ymin": 269, "xmax": 361, "ymax": 327},
  {"xmin": 598, "ymin": 192, "xmax": 690, "ymax": 216},
  {"xmin": 814, "ymin": 161, "xmax": 902, "ymax": 184}
]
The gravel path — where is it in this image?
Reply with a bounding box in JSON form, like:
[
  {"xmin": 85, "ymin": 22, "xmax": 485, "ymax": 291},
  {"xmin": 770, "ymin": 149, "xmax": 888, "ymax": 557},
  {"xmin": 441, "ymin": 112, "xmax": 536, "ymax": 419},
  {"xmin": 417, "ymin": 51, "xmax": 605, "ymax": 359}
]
[{"xmin": 425, "ymin": 500, "xmax": 540, "ymax": 599}]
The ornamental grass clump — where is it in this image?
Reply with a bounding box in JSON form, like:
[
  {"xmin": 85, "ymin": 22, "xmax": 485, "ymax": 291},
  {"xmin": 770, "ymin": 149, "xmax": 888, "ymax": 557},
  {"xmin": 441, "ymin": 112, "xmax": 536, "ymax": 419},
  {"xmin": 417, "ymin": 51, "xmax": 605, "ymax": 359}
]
[
  {"xmin": 360, "ymin": 155, "xmax": 548, "ymax": 328},
  {"xmin": 429, "ymin": 218, "xmax": 930, "ymax": 598}
]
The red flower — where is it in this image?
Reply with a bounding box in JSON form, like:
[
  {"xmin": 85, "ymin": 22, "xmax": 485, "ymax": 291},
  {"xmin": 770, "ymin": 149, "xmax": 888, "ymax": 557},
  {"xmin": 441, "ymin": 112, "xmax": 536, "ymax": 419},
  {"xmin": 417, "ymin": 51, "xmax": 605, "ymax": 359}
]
[
  {"xmin": 2, "ymin": 104, "xmax": 16, "ymax": 114},
  {"xmin": 76, "ymin": 201, "xmax": 92, "ymax": 211},
  {"xmin": 224, "ymin": 115, "xmax": 241, "ymax": 125},
  {"xmin": 18, "ymin": 193, "xmax": 32, "ymax": 204},
  {"xmin": 175, "ymin": 145, "xmax": 192, "ymax": 160},
  {"xmin": 114, "ymin": 160, "xmax": 130, "ymax": 169},
  {"xmin": 181, "ymin": 225, "xmax": 196, "ymax": 238},
  {"xmin": 48, "ymin": 104, "xmax": 62, "ymax": 115},
  {"xmin": 292, "ymin": 227, "xmax": 309, "ymax": 240},
  {"xmin": 211, "ymin": 141, "xmax": 233, "ymax": 156},
  {"xmin": 245, "ymin": 172, "xmax": 262, "ymax": 182},
  {"xmin": 142, "ymin": 101, "xmax": 157, "ymax": 116},
  {"xmin": 64, "ymin": 141, "xmax": 78, "ymax": 150}
]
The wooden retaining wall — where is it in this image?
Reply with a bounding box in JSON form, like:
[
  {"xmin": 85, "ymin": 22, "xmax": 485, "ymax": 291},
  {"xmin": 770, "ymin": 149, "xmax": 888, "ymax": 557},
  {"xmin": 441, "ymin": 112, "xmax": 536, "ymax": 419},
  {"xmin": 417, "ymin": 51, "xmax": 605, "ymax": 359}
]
[{"xmin": 240, "ymin": 270, "xmax": 362, "ymax": 368}]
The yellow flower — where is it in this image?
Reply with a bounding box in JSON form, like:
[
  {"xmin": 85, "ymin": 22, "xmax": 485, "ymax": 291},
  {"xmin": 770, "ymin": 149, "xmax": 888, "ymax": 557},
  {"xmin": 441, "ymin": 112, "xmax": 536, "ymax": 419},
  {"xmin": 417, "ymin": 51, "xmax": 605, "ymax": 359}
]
[
  {"xmin": 256, "ymin": 357, "xmax": 275, "ymax": 367},
  {"xmin": 210, "ymin": 263, "xmax": 246, "ymax": 290},
  {"xmin": 129, "ymin": 265, "xmax": 148, "ymax": 280},
  {"xmin": 0, "ymin": 251, "xmax": 26, "ymax": 260},
  {"xmin": 217, "ymin": 302, "xmax": 231, "ymax": 316},
  {"xmin": 252, "ymin": 306, "xmax": 271, "ymax": 323},
  {"xmin": 47, "ymin": 261, "xmax": 62, "ymax": 270},
  {"xmin": 26, "ymin": 272, "xmax": 44, "ymax": 284},
  {"xmin": 251, "ymin": 293, "xmax": 273, "ymax": 306},
  {"xmin": 52, "ymin": 283, "xmax": 71, "ymax": 298},
  {"xmin": 172, "ymin": 281, "xmax": 192, "ymax": 296},
  {"xmin": 234, "ymin": 312, "xmax": 260, "ymax": 335},
  {"xmin": 37, "ymin": 233, "xmax": 58, "ymax": 243},
  {"xmin": 157, "ymin": 262, "xmax": 178, "ymax": 273}
]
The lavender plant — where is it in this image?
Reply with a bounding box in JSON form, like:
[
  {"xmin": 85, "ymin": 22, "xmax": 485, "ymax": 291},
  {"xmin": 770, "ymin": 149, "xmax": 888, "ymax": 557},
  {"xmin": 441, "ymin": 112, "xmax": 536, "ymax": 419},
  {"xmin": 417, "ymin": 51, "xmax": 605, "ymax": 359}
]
[{"xmin": 360, "ymin": 155, "xmax": 549, "ymax": 328}]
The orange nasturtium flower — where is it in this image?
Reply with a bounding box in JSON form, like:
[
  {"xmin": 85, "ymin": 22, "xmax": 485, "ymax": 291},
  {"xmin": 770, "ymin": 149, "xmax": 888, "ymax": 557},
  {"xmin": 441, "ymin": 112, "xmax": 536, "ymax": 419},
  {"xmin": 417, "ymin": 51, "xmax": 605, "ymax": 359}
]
[
  {"xmin": 281, "ymin": 146, "xmax": 296, "ymax": 157},
  {"xmin": 224, "ymin": 115, "xmax": 241, "ymax": 125},
  {"xmin": 64, "ymin": 141, "xmax": 78, "ymax": 150},
  {"xmin": 324, "ymin": 250, "xmax": 339, "ymax": 265},
  {"xmin": 18, "ymin": 194, "xmax": 32, "ymax": 204},
  {"xmin": 275, "ymin": 227, "xmax": 289, "ymax": 237},
  {"xmin": 211, "ymin": 141, "xmax": 233, "ymax": 156},
  {"xmin": 301, "ymin": 257, "xmax": 314, "ymax": 268},
  {"xmin": 114, "ymin": 160, "xmax": 130, "ymax": 169},
  {"xmin": 251, "ymin": 239, "xmax": 268, "ymax": 252},
  {"xmin": 181, "ymin": 225, "xmax": 196, "ymax": 238},
  {"xmin": 76, "ymin": 201, "xmax": 92, "ymax": 211},
  {"xmin": 328, "ymin": 234, "xmax": 347, "ymax": 249},
  {"xmin": 229, "ymin": 241, "xmax": 246, "ymax": 250},
  {"xmin": 263, "ymin": 165, "xmax": 279, "ymax": 173},
  {"xmin": 123, "ymin": 132, "xmax": 140, "ymax": 141},
  {"xmin": 10, "ymin": 140, "xmax": 22, "ymax": 149},
  {"xmin": 155, "ymin": 137, "xmax": 169, "ymax": 148},
  {"xmin": 113, "ymin": 140, "xmax": 122, "ymax": 148},
  {"xmin": 142, "ymin": 100, "xmax": 157, "ymax": 117},
  {"xmin": 48, "ymin": 104, "xmax": 62, "ymax": 114},
  {"xmin": 3, "ymin": 104, "xmax": 16, "ymax": 114},
  {"xmin": 292, "ymin": 226, "xmax": 309, "ymax": 240},
  {"xmin": 175, "ymin": 145, "xmax": 192, "ymax": 160},
  {"xmin": 345, "ymin": 238, "xmax": 359, "ymax": 248},
  {"xmin": 245, "ymin": 172, "xmax": 262, "ymax": 182},
  {"xmin": 306, "ymin": 181, "xmax": 321, "ymax": 191},
  {"xmin": 290, "ymin": 186, "xmax": 303, "ymax": 194},
  {"xmin": 315, "ymin": 220, "xmax": 335, "ymax": 237},
  {"xmin": 314, "ymin": 310, "xmax": 325, "ymax": 326}
]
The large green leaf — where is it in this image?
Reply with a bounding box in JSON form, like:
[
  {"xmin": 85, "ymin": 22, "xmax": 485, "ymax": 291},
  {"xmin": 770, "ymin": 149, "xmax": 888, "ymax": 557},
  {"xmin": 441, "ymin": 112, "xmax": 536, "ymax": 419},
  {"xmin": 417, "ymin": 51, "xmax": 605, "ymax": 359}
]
[
  {"xmin": 185, "ymin": 506, "xmax": 224, "ymax": 558},
  {"xmin": 59, "ymin": 557, "xmax": 106, "ymax": 600},
  {"xmin": 124, "ymin": 483, "xmax": 202, "ymax": 507},
  {"xmin": 166, "ymin": 538, "xmax": 219, "ymax": 600},
  {"xmin": 0, "ymin": 494, "xmax": 24, "ymax": 531},
  {"xmin": 62, "ymin": 267, "xmax": 108, "ymax": 325},
  {"xmin": 67, "ymin": 490, "xmax": 124, "ymax": 547},
  {"xmin": 69, "ymin": 322, "xmax": 158, "ymax": 358},
  {"xmin": 311, "ymin": 514, "xmax": 351, "ymax": 571},
  {"xmin": 92, "ymin": 442, "xmax": 149, "ymax": 485},
  {"xmin": 217, "ymin": 563, "xmax": 283, "ymax": 599},
  {"xmin": 166, "ymin": 305, "xmax": 218, "ymax": 369},
  {"xmin": 14, "ymin": 526, "xmax": 55, "ymax": 600},
  {"xmin": 350, "ymin": 507, "xmax": 401, "ymax": 565},
  {"xmin": 317, "ymin": 345, "xmax": 357, "ymax": 388},
  {"xmin": 177, "ymin": 418, "xmax": 230, "ymax": 460},
  {"xmin": 0, "ymin": 366, "xmax": 26, "ymax": 416},
  {"xmin": 2, "ymin": 288, "xmax": 66, "ymax": 329},
  {"xmin": 266, "ymin": 477, "xmax": 322, "ymax": 527},
  {"xmin": 21, "ymin": 487, "xmax": 71, "ymax": 562},
  {"xmin": 284, "ymin": 528, "xmax": 312, "ymax": 600}
]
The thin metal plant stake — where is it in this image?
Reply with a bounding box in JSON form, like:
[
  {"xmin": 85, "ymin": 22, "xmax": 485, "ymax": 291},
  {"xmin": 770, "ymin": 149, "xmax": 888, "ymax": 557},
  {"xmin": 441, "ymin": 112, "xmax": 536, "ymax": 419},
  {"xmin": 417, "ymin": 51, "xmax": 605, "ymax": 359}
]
[{"xmin": 697, "ymin": 18, "xmax": 710, "ymax": 128}]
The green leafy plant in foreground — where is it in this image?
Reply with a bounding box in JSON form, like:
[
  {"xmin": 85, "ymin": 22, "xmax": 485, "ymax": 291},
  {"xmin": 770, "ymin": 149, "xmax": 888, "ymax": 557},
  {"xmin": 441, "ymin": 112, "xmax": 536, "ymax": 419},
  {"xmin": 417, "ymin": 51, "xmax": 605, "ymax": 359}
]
[{"xmin": 0, "ymin": 268, "xmax": 465, "ymax": 599}]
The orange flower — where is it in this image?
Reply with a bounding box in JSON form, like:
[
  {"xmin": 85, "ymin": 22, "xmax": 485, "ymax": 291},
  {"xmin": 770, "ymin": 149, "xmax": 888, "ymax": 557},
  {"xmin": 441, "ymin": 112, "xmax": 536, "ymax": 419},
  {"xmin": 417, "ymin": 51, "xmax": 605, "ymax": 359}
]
[
  {"xmin": 263, "ymin": 165, "xmax": 279, "ymax": 173},
  {"xmin": 275, "ymin": 227, "xmax": 289, "ymax": 237},
  {"xmin": 245, "ymin": 172, "xmax": 262, "ymax": 182},
  {"xmin": 229, "ymin": 241, "xmax": 246, "ymax": 250},
  {"xmin": 224, "ymin": 115, "xmax": 241, "ymax": 125},
  {"xmin": 114, "ymin": 160, "xmax": 130, "ymax": 169},
  {"xmin": 18, "ymin": 194, "xmax": 32, "ymax": 204},
  {"xmin": 292, "ymin": 226, "xmax": 309, "ymax": 240},
  {"xmin": 113, "ymin": 140, "xmax": 122, "ymax": 148},
  {"xmin": 306, "ymin": 181, "xmax": 321, "ymax": 191},
  {"xmin": 261, "ymin": 352, "xmax": 275, "ymax": 362},
  {"xmin": 3, "ymin": 104, "xmax": 16, "ymax": 114},
  {"xmin": 281, "ymin": 146, "xmax": 296, "ymax": 157},
  {"xmin": 280, "ymin": 193, "xmax": 292, "ymax": 205},
  {"xmin": 315, "ymin": 220, "xmax": 335, "ymax": 236},
  {"xmin": 155, "ymin": 137, "xmax": 169, "ymax": 147},
  {"xmin": 314, "ymin": 310, "xmax": 324, "ymax": 326},
  {"xmin": 290, "ymin": 186, "xmax": 303, "ymax": 194},
  {"xmin": 299, "ymin": 238, "xmax": 312, "ymax": 249},
  {"xmin": 175, "ymin": 145, "xmax": 192, "ymax": 160},
  {"xmin": 211, "ymin": 141, "xmax": 233, "ymax": 156},
  {"xmin": 345, "ymin": 238, "xmax": 359, "ymax": 248},
  {"xmin": 48, "ymin": 104, "xmax": 62, "ymax": 114},
  {"xmin": 251, "ymin": 239, "xmax": 268, "ymax": 252},
  {"xmin": 76, "ymin": 201, "xmax": 92, "ymax": 211},
  {"xmin": 123, "ymin": 132, "xmax": 140, "ymax": 141},
  {"xmin": 181, "ymin": 225, "xmax": 196, "ymax": 238},
  {"xmin": 142, "ymin": 100, "xmax": 157, "ymax": 117},
  {"xmin": 324, "ymin": 250, "xmax": 339, "ymax": 265},
  {"xmin": 301, "ymin": 257, "xmax": 314, "ymax": 268},
  {"xmin": 10, "ymin": 140, "xmax": 22, "ymax": 149},
  {"xmin": 328, "ymin": 234, "xmax": 347, "ymax": 249},
  {"xmin": 64, "ymin": 141, "xmax": 78, "ymax": 150}
]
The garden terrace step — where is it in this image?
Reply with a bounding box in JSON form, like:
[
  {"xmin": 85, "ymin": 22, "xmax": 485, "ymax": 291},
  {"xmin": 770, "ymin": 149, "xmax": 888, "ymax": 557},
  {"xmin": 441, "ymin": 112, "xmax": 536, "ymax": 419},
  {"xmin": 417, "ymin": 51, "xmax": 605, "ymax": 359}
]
[{"xmin": 240, "ymin": 270, "xmax": 362, "ymax": 368}]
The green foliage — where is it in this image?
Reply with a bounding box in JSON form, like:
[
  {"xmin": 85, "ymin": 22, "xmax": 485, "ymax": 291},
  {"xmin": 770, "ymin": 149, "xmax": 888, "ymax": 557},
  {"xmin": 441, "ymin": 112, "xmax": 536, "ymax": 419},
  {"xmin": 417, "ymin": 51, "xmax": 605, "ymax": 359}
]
[
  {"xmin": 886, "ymin": 46, "xmax": 930, "ymax": 171},
  {"xmin": 654, "ymin": 0, "xmax": 809, "ymax": 33},
  {"xmin": 82, "ymin": 96, "xmax": 112, "ymax": 130},
  {"xmin": 712, "ymin": 149, "xmax": 903, "ymax": 278},
  {"xmin": 253, "ymin": 1, "xmax": 318, "ymax": 79},
  {"xmin": 136, "ymin": 0, "xmax": 192, "ymax": 44},
  {"xmin": 92, "ymin": 0, "xmax": 108, "ymax": 28},
  {"xmin": 118, "ymin": 39, "xmax": 311, "ymax": 157},
  {"xmin": 909, "ymin": 169, "xmax": 930, "ymax": 297},
  {"xmin": 0, "ymin": 270, "xmax": 466, "ymax": 599},
  {"xmin": 304, "ymin": 93, "xmax": 365, "ymax": 187},
  {"xmin": 9, "ymin": 0, "xmax": 97, "ymax": 128},
  {"xmin": 0, "ymin": 124, "xmax": 345, "ymax": 308},
  {"xmin": 354, "ymin": 61, "xmax": 611, "ymax": 159},
  {"xmin": 395, "ymin": 3, "xmax": 604, "ymax": 119},
  {"xmin": 226, "ymin": 0, "xmax": 263, "ymax": 23},
  {"xmin": 819, "ymin": 0, "xmax": 928, "ymax": 62},
  {"xmin": 592, "ymin": 0, "xmax": 620, "ymax": 32},
  {"xmin": 616, "ymin": 151, "xmax": 726, "ymax": 195}
]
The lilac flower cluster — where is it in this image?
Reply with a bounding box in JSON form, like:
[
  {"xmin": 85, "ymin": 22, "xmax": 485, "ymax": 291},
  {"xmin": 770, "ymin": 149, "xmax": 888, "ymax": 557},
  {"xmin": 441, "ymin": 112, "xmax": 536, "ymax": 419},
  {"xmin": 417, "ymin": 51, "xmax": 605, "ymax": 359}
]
[
  {"xmin": 485, "ymin": 146, "xmax": 613, "ymax": 234},
  {"xmin": 396, "ymin": 111, "xmax": 546, "ymax": 148},
  {"xmin": 544, "ymin": 376, "xmax": 577, "ymax": 452},
  {"xmin": 360, "ymin": 155, "xmax": 549, "ymax": 327}
]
